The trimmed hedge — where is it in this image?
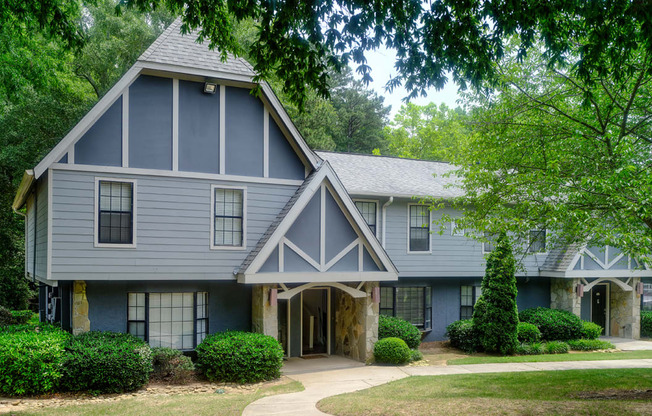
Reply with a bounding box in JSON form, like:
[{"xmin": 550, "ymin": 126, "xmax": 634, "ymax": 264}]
[
  {"xmin": 196, "ymin": 331, "xmax": 283, "ymax": 384},
  {"xmin": 10, "ymin": 310, "xmax": 34, "ymax": 325},
  {"xmin": 60, "ymin": 331, "xmax": 152, "ymax": 394},
  {"xmin": 544, "ymin": 341, "xmax": 570, "ymax": 354},
  {"xmin": 581, "ymin": 321, "xmax": 603, "ymax": 339},
  {"xmin": 642, "ymin": 311, "xmax": 652, "ymax": 338},
  {"xmin": 0, "ymin": 306, "xmax": 13, "ymax": 326},
  {"xmin": 567, "ymin": 339, "xmax": 615, "ymax": 351},
  {"xmin": 410, "ymin": 349, "xmax": 423, "ymax": 362},
  {"xmin": 374, "ymin": 337, "xmax": 411, "ymax": 364},
  {"xmin": 378, "ymin": 315, "xmax": 421, "ymax": 349},
  {"xmin": 0, "ymin": 328, "xmax": 70, "ymax": 395},
  {"xmin": 519, "ymin": 307, "xmax": 583, "ymax": 341},
  {"xmin": 151, "ymin": 347, "xmax": 195, "ymax": 384},
  {"xmin": 446, "ymin": 319, "xmax": 477, "ymax": 353},
  {"xmin": 517, "ymin": 322, "xmax": 541, "ymax": 343}
]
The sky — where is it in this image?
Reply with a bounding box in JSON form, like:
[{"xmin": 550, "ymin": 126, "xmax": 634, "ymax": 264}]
[{"xmin": 358, "ymin": 47, "xmax": 462, "ymax": 118}]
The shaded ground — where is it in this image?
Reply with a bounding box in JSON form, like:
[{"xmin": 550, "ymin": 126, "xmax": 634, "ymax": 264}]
[{"xmin": 415, "ymin": 341, "xmax": 468, "ymax": 366}]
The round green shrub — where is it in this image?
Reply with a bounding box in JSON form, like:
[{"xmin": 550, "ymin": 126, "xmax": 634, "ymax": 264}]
[
  {"xmin": 378, "ymin": 315, "xmax": 421, "ymax": 349},
  {"xmin": 567, "ymin": 339, "xmax": 614, "ymax": 351},
  {"xmin": 10, "ymin": 310, "xmax": 34, "ymax": 325},
  {"xmin": 519, "ymin": 307, "xmax": 583, "ymax": 341},
  {"xmin": 60, "ymin": 331, "xmax": 152, "ymax": 394},
  {"xmin": 0, "ymin": 306, "xmax": 15, "ymax": 326},
  {"xmin": 374, "ymin": 337, "xmax": 411, "ymax": 364},
  {"xmin": 410, "ymin": 349, "xmax": 423, "ymax": 362},
  {"xmin": 445, "ymin": 319, "xmax": 478, "ymax": 353},
  {"xmin": 151, "ymin": 347, "xmax": 195, "ymax": 384},
  {"xmin": 544, "ymin": 341, "xmax": 570, "ymax": 354},
  {"xmin": 196, "ymin": 331, "xmax": 283, "ymax": 384},
  {"xmin": 0, "ymin": 328, "xmax": 70, "ymax": 395},
  {"xmin": 580, "ymin": 321, "xmax": 603, "ymax": 339},
  {"xmin": 641, "ymin": 311, "xmax": 652, "ymax": 338},
  {"xmin": 517, "ymin": 322, "xmax": 541, "ymax": 343}
]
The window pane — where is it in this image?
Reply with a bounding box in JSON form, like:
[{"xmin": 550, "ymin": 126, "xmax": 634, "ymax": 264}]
[
  {"xmin": 148, "ymin": 292, "xmax": 196, "ymax": 350},
  {"xmin": 214, "ymin": 188, "xmax": 244, "ymax": 247},
  {"xmin": 484, "ymin": 232, "xmax": 496, "ymax": 252},
  {"xmin": 98, "ymin": 181, "xmax": 133, "ymax": 244},
  {"xmin": 529, "ymin": 230, "xmax": 546, "ymax": 253},
  {"xmin": 409, "ymin": 206, "xmax": 430, "ymax": 251},
  {"xmin": 355, "ymin": 201, "xmax": 377, "ymax": 231},
  {"xmin": 396, "ymin": 287, "xmax": 425, "ymax": 327}
]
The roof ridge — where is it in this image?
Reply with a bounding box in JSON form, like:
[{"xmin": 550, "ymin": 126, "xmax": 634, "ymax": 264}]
[
  {"xmin": 138, "ymin": 18, "xmax": 183, "ymax": 62},
  {"xmin": 315, "ymin": 150, "xmax": 452, "ymax": 165}
]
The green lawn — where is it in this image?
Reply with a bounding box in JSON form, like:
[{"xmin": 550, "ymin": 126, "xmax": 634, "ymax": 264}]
[
  {"xmin": 447, "ymin": 350, "xmax": 652, "ymax": 365},
  {"xmin": 12, "ymin": 379, "xmax": 303, "ymax": 416},
  {"xmin": 318, "ymin": 369, "xmax": 652, "ymax": 416}
]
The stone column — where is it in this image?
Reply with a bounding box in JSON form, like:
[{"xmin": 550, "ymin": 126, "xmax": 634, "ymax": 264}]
[
  {"xmin": 71, "ymin": 280, "xmax": 90, "ymax": 335},
  {"xmin": 610, "ymin": 278, "xmax": 641, "ymax": 339},
  {"xmin": 252, "ymin": 285, "xmax": 278, "ymax": 338},
  {"xmin": 335, "ymin": 282, "xmax": 379, "ymax": 363},
  {"xmin": 550, "ymin": 278, "xmax": 581, "ymax": 317}
]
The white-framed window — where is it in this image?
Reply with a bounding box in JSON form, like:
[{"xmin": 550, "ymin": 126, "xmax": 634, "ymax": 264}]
[
  {"xmin": 210, "ymin": 185, "xmax": 246, "ymax": 250},
  {"xmin": 451, "ymin": 220, "xmax": 467, "ymax": 236},
  {"xmin": 127, "ymin": 291, "xmax": 209, "ymax": 350},
  {"xmin": 642, "ymin": 283, "xmax": 652, "ymax": 311},
  {"xmin": 483, "ymin": 232, "xmax": 497, "ymax": 253},
  {"xmin": 354, "ymin": 200, "xmax": 378, "ymax": 235},
  {"xmin": 529, "ymin": 229, "xmax": 547, "ymax": 253},
  {"xmin": 94, "ymin": 178, "xmax": 137, "ymax": 248},
  {"xmin": 380, "ymin": 286, "xmax": 432, "ymax": 330},
  {"xmin": 460, "ymin": 285, "xmax": 482, "ymax": 319},
  {"xmin": 408, "ymin": 204, "xmax": 431, "ymax": 253}
]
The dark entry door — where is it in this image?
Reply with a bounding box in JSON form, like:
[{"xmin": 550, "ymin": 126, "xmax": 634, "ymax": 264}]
[{"xmin": 591, "ymin": 285, "xmax": 607, "ymax": 334}]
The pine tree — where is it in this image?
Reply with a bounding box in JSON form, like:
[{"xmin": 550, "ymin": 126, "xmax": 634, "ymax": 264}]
[{"xmin": 473, "ymin": 233, "xmax": 519, "ymax": 354}]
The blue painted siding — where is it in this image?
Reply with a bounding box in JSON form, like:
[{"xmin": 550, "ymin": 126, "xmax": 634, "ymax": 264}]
[
  {"xmin": 35, "ymin": 175, "xmax": 48, "ymax": 279},
  {"xmin": 225, "ymin": 87, "xmax": 263, "ymax": 177},
  {"xmin": 269, "ymin": 118, "xmax": 305, "ymax": 180},
  {"xmin": 324, "ymin": 190, "xmax": 357, "ymax": 262},
  {"xmin": 86, "ymin": 280, "xmax": 251, "ymax": 334},
  {"xmin": 50, "ymin": 169, "xmax": 298, "ymax": 280},
  {"xmin": 75, "ymin": 97, "xmax": 122, "ymax": 167},
  {"xmin": 178, "ymin": 80, "xmax": 220, "ymax": 174},
  {"xmin": 285, "ymin": 191, "xmax": 320, "ymax": 262},
  {"xmin": 129, "ymin": 75, "xmax": 173, "ymax": 170},
  {"xmin": 384, "ymin": 276, "xmax": 551, "ymax": 342}
]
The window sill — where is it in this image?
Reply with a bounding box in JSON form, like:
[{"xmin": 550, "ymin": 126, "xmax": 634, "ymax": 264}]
[
  {"xmin": 407, "ymin": 251, "xmax": 432, "ymax": 255},
  {"xmin": 94, "ymin": 243, "xmax": 136, "ymax": 249},
  {"xmin": 209, "ymin": 245, "xmax": 247, "ymax": 251}
]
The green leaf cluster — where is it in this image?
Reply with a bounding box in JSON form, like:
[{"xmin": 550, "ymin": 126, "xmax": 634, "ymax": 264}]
[
  {"xmin": 445, "ymin": 319, "xmax": 477, "ymax": 353},
  {"xmin": 642, "ymin": 311, "xmax": 652, "ymax": 338},
  {"xmin": 373, "ymin": 337, "xmax": 411, "ymax": 364},
  {"xmin": 519, "ymin": 307, "xmax": 584, "ymax": 341},
  {"xmin": 195, "ymin": 331, "xmax": 284, "ymax": 384},
  {"xmin": 378, "ymin": 314, "xmax": 421, "ymax": 349}
]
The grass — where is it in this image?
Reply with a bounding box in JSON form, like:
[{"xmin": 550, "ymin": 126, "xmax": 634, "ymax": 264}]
[
  {"xmin": 318, "ymin": 369, "xmax": 652, "ymax": 416},
  {"xmin": 11, "ymin": 379, "xmax": 303, "ymax": 416},
  {"xmin": 447, "ymin": 349, "xmax": 652, "ymax": 365}
]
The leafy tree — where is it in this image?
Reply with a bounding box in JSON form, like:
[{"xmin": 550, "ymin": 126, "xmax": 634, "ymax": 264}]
[
  {"xmin": 445, "ymin": 41, "xmax": 652, "ymax": 257},
  {"xmin": 473, "ymin": 234, "xmax": 519, "ymax": 355},
  {"xmin": 384, "ymin": 103, "xmax": 471, "ymax": 161},
  {"xmin": 113, "ymin": 0, "xmax": 652, "ymax": 108}
]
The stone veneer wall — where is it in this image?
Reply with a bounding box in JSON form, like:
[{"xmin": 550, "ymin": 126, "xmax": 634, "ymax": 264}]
[
  {"xmin": 550, "ymin": 278, "xmax": 581, "ymax": 316},
  {"xmin": 609, "ymin": 278, "xmax": 641, "ymax": 339},
  {"xmin": 71, "ymin": 280, "xmax": 90, "ymax": 335},
  {"xmin": 335, "ymin": 282, "xmax": 379, "ymax": 363},
  {"xmin": 252, "ymin": 284, "xmax": 278, "ymax": 338}
]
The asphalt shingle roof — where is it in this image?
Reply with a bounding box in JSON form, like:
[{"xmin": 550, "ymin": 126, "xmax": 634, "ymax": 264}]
[
  {"xmin": 541, "ymin": 244, "xmax": 581, "ymax": 272},
  {"xmin": 138, "ymin": 18, "xmax": 256, "ymax": 78},
  {"xmin": 316, "ymin": 151, "xmax": 462, "ymax": 198}
]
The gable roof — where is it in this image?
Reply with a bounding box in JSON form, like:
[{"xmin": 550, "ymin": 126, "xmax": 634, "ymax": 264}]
[
  {"xmin": 13, "ymin": 19, "xmax": 319, "ymax": 211},
  {"xmin": 316, "ymin": 151, "xmax": 462, "ymax": 198},
  {"xmin": 238, "ymin": 161, "xmax": 398, "ymax": 283},
  {"xmin": 138, "ymin": 19, "xmax": 256, "ymax": 78}
]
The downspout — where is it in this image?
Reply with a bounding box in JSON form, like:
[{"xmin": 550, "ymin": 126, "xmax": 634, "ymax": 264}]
[{"xmin": 381, "ymin": 197, "xmax": 393, "ymax": 248}]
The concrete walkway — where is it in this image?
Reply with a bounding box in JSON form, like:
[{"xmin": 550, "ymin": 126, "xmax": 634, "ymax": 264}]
[
  {"xmin": 243, "ymin": 358, "xmax": 652, "ymax": 416},
  {"xmin": 602, "ymin": 336, "xmax": 652, "ymax": 351}
]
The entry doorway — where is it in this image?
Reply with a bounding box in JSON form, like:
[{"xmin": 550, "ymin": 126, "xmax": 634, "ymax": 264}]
[
  {"xmin": 591, "ymin": 284, "xmax": 609, "ymax": 335},
  {"xmin": 301, "ymin": 288, "xmax": 331, "ymax": 356}
]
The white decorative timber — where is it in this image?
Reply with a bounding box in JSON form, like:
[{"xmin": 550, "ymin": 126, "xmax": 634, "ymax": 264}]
[
  {"xmin": 277, "ymin": 282, "xmax": 367, "ymax": 300},
  {"xmin": 583, "ymin": 277, "xmax": 634, "ymax": 292}
]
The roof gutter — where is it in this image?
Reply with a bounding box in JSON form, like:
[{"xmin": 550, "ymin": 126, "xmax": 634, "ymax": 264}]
[
  {"xmin": 12, "ymin": 170, "xmax": 35, "ymax": 213},
  {"xmin": 381, "ymin": 197, "xmax": 394, "ymax": 248}
]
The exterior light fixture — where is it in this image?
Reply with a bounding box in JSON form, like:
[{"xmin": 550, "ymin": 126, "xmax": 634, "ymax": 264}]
[
  {"xmin": 269, "ymin": 288, "xmax": 278, "ymax": 307},
  {"xmin": 203, "ymin": 82, "xmax": 217, "ymax": 94}
]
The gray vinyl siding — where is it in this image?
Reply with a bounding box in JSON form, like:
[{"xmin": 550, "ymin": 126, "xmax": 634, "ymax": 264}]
[
  {"xmin": 25, "ymin": 194, "xmax": 35, "ymax": 276},
  {"xmin": 50, "ymin": 169, "xmax": 297, "ymax": 280},
  {"xmin": 377, "ymin": 197, "xmax": 547, "ymax": 278},
  {"xmin": 35, "ymin": 175, "xmax": 48, "ymax": 279}
]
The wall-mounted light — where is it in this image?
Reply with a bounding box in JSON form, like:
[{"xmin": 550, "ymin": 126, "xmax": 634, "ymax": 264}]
[
  {"xmin": 372, "ymin": 286, "xmax": 380, "ymax": 304},
  {"xmin": 269, "ymin": 288, "xmax": 277, "ymax": 307},
  {"xmin": 637, "ymin": 282, "xmax": 644, "ymax": 295},
  {"xmin": 203, "ymin": 82, "xmax": 217, "ymax": 94},
  {"xmin": 576, "ymin": 284, "xmax": 584, "ymax": 297}
]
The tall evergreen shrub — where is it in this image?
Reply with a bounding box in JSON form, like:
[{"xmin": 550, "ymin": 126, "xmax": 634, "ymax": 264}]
[{"xmin": 473, "ymin": 233, "xmax": 519, "ymax": 354}]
